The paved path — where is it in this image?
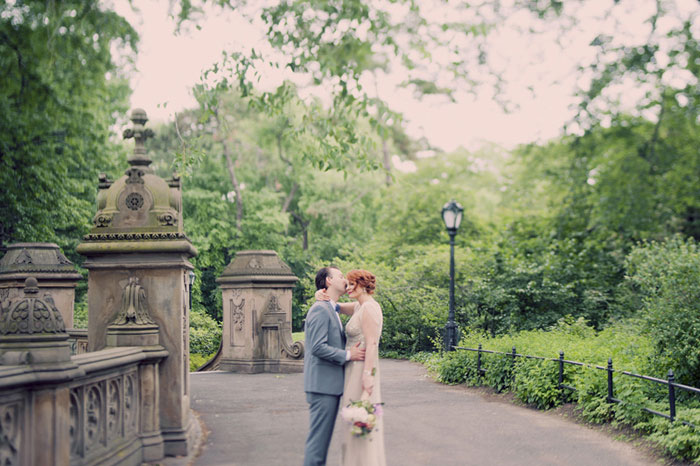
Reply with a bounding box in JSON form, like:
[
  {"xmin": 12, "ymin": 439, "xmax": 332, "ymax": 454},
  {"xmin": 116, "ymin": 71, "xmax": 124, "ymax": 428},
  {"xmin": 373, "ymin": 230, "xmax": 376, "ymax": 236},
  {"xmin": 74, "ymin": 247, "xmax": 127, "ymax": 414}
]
[{"xmin": 190, "ymin": 359, "xmax": 655, "ymax": 466}]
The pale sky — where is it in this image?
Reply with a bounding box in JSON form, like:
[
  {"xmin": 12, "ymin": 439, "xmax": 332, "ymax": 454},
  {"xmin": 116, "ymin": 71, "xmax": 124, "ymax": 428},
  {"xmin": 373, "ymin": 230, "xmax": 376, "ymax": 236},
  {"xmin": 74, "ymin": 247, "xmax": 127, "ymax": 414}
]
[{"xmin": 110, "ymin": 0, "xmax": 697, "ymax": 153}]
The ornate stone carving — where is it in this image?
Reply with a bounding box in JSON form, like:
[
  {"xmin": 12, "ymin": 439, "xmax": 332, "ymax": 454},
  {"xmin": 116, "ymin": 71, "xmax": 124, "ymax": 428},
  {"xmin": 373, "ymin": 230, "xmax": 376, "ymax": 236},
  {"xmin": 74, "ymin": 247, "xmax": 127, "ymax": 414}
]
[
  {"xmin": 158, "ymin": 212, "xmax": 177, "ymax": 226},
  {"xmin": 98, "ymin": 173, "xmax": 112, "ymax": 190},
  {"xmin": 267, "ymin": 295, "xmax": 283, "ymax": 313},
  {"xmin": 93, "ymin": 213, "xmax": 113, "ymax": 228},
  {"xmin": 0, "ymin": 277, "xmax": 66, "ymax": 335},
  {"xmin": 122, "ymin": 109, "xmax": 155, "ymax": 166},
  {"xmin": 0, "ymin": 402, "xmax": 20, "ymax": 465},
  {"xmin": 125, "ymin": 167, "xmax": 145, "ymax": 185},
  {"xmin": 111, "ymin": 277, "xmax": 156, "ymax": 326},
  {"xmin": 231, "ymin": 290, "xmax": 245, "ymax": 333},
  {"xmin": 85, "ymin": 385, "xmax": 102, "ymax": 451},
  {"xmin": 247, "ymin": 258, "xmax": 262, "ymax": 269},
  {"xmin": 262, "ymin": 294, "xmax": 303, "ymax": 360},
  {"xmin": 83, "ymin": 232, "xmax": 187, "ymax": 241},
  {"xmin": 168, "ymin": 173, "xmax": 181, "ymax": 188},
  {"xmin": 13, "ymin": 249, "xmax": 32, "ymax": 265},
  {"xmin": 124, "ymin": 374, "xmax": 136, "ymax": 431},
  {"xmin": 280, "ymin": 334, "xmax": 304, "ymax": 359},
  {"xmin": 107, "ymin": 380, "xmax": 120, "ymax": 440},
  {"xmin": 56, "ymin": 251, "xmax": 72, "ymax": 265},
  {"xmin": 0, "ymin": 243, "xmax": 81, "ymax": 276},
  {"xmin": 69, "ymin": 389, "xmax": 81, "ymax": 457},
  {"xmin": 125, "ymin": 192, "xmax": 144, "ymax": 210}
]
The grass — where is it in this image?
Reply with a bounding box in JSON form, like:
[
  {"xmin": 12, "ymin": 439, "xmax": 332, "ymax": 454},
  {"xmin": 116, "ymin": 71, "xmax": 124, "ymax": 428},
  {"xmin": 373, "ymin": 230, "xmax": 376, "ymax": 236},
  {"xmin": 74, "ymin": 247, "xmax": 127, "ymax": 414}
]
[{"xmin": 293, "ymin": 332, "xmax": 304, "ymax": 342}]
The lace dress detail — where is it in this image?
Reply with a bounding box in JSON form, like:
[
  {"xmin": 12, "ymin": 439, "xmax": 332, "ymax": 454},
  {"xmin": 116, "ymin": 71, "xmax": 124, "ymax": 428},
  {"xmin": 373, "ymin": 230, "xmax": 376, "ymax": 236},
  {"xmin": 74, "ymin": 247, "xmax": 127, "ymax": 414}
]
[{"xmin": 339, "ymin": 301, "xmax": 386, "ymax": 466}]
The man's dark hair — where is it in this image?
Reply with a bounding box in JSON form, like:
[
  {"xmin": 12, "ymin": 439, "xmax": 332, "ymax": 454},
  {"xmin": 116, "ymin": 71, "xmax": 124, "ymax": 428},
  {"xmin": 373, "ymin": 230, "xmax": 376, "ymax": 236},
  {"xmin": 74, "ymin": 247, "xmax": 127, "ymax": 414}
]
[{"xmin": 315, "ymin": 266, "xmax": 338, "ymax": 291}]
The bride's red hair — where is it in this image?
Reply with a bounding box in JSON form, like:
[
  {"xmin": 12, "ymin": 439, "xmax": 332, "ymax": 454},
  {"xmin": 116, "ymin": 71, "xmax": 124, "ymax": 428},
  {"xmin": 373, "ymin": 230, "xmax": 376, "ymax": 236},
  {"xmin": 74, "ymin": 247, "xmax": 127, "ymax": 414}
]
[{"xmin": 347, "ymin": 269, "xmax": 376, "ymax": 295}]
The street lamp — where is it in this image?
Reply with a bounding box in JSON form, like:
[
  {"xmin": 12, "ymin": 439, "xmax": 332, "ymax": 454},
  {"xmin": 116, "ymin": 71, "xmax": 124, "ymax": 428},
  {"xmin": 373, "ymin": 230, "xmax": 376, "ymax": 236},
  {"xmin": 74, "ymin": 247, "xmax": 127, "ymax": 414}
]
[
  {"xmin": 442, "ymin": 200, "xmax": 463, "ymax": 351},
  {"xmin": 188, "ymin": 270, "xmax": 196, "ymax": 310}
]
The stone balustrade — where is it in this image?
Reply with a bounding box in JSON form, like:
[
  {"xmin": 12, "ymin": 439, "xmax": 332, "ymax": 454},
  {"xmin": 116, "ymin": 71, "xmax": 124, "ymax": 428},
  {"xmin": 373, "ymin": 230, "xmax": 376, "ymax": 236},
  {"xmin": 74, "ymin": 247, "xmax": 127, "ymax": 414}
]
[{"xmin": 0, "ymin": 346, "xmax": 167, "ymax": 466}]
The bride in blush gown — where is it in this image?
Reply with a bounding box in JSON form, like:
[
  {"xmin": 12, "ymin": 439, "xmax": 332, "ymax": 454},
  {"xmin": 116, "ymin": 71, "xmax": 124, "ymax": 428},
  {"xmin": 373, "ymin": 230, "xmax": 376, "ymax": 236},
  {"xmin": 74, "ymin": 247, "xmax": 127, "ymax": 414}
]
[{"xmin": 319, "ymin": 269, "xmax": 386, "ymax": 466}]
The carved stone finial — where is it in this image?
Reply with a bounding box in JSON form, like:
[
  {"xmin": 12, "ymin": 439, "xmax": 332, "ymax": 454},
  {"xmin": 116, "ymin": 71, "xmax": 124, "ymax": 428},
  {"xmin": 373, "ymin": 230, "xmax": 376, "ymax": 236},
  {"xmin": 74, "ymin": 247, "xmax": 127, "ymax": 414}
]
[
  {"xmin": 111, "ymin": 277, "xmax": 156, "ymax": 326},
  {"xmin": 23, "ymin": 276, "xmax": 38, "ymax": 294},
  {"xmin": 98, "ymin": 172, "xmax": 112, "ymax": 190},
  {"xmin": 0, "ymin": 276, "xmax": 67, "ymax": 335},
  {"xmin": 122, "ymin": 108, "xmax": 155, "ymax": 168}
]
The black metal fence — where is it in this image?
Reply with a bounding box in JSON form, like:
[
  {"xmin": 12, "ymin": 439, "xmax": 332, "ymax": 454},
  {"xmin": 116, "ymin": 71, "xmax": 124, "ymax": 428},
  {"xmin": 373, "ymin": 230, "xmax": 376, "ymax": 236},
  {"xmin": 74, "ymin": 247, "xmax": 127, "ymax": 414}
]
[{"xmin": 455, "ymin": 344, "xmax": 700, "ymax": 430}]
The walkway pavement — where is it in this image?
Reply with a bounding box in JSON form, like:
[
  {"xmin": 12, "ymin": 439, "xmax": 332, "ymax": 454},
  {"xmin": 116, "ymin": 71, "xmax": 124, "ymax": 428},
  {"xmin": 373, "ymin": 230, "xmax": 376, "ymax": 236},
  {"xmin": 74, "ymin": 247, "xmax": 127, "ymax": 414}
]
[{"xmin": 188, "ymin": 359, "xmax": 656, "ymax": 466}]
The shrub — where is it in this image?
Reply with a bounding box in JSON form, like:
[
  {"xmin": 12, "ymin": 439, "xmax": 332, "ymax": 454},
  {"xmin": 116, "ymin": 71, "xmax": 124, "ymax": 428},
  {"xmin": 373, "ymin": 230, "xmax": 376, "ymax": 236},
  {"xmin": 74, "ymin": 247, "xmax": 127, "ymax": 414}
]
[
  {"xmin": 73, "ymin": 300, "xmax": 88, "ymax": 329},
  {"xmin": 623, "ymin": 237, "xmax": 700, "ymax": 387},
  {"xmin": 514, "ymin": 358, "xmax": 560, "ymax": 409},
  {"xmin": 189, "ymin": 352, "xmax": 215, "ymax": 372},
  {"xmin": 190, "ymin": 308, "xmax": 221, "ymax": 355}
]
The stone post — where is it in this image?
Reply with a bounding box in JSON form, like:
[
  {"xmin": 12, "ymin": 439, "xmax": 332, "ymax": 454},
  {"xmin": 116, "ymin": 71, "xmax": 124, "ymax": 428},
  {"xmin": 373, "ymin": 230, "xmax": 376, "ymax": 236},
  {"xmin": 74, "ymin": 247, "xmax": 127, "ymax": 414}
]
[
  {"xmin": 0, "ymin": 243, "xmax": 82, "ymax": 329},
  {"xmin": 216, "ymin": 250, "xmax": 303, "ymax": 373},
  {"xmin": 77, "ymin": 109, "xmax": 198, "ymax": 457},
  {"xmin": 0, "ymin": 277, "xmax": 80, "ymax": 465}
]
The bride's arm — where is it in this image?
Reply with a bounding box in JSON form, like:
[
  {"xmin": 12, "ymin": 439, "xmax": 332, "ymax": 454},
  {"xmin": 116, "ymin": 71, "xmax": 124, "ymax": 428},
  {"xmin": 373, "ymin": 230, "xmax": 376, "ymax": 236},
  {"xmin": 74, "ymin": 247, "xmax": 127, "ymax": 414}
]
[
  {"xmin": 337, "ymin": 302, "xmax": 355, "ymax": 316},
  {"xmin": 361, "ymin": 303, "xmax": 382, "ymax": 396},
  {"xmin": 313, "ymin": 289, "xmax": 356, "ymax": 315}
]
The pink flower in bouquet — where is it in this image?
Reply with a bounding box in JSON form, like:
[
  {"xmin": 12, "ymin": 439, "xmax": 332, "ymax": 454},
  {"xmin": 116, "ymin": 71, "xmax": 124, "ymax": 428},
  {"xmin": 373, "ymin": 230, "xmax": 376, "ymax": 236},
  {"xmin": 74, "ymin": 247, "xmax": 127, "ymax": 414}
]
[{"xmin": 341, "ymin": 400, "xmax": 383, "ymax": 438}]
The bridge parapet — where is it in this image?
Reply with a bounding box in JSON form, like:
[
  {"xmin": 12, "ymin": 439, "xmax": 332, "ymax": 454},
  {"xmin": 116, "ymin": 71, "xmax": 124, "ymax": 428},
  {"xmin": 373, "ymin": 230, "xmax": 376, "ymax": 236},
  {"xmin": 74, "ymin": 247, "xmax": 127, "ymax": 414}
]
[{"xmin": 0, "ymin": 277, "xmax": 168, "ymax": 465}]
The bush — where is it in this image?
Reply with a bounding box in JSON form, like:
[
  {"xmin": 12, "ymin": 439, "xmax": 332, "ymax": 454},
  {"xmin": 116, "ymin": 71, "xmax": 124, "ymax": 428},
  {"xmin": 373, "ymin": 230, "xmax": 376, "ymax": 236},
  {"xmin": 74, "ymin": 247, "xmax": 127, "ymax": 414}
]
[
  {"xmin": 190, "ymin": 308, "xmax": 221, "ymax": 355},
  {"xmin": 73, "ymin": 300, "xmax": 88, "ymax": 329},
  {"xmin": 189, "ymin": 352, "xmax": 216, "ymax": 372},
  {"xmin": 623, "ymin": 237, "xmax": 700, "ymax": 387}
]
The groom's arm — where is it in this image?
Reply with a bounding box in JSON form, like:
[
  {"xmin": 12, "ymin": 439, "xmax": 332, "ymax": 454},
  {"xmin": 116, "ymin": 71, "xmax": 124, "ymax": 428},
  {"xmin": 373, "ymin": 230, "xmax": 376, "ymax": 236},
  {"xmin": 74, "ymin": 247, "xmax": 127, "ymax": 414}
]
[{"xmin": 305, "ymin": 306, "xmax": 347, "ymax": 366}]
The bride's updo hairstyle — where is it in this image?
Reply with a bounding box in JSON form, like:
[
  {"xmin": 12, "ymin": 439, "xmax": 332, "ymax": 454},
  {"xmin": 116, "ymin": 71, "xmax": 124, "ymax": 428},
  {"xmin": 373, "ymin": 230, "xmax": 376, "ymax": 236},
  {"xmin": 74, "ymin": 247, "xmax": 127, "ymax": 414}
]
[{"xmin": 347, "ymin": 269, "xmax": 376, "ymax": 295}]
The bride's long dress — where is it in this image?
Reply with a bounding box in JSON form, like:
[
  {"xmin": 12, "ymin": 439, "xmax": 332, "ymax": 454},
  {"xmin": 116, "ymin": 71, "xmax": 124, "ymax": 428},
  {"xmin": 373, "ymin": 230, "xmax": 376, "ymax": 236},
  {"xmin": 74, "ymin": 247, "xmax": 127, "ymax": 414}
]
[{"xmin": 339, "ymin": 301, "xmax": 386, "ymax": 466}]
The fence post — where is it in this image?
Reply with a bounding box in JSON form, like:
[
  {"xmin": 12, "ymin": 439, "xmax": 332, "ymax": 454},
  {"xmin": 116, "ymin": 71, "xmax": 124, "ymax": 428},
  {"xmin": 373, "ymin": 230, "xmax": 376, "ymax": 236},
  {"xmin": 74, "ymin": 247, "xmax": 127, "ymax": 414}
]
[
  {"xmin": 558, "ymin": 351, "xmax": 564, "ymax": 388},
  {"xmin": 607, "ymin": 358, "xmax": 614, "ymax": 403},
  {"xmin": 477, "ymin": 343, "xmax": 482, "ymax": 377},
  {"xmin": 511, "ymin": 346, "xmax": 517, "ymax": 386},
  {"xmin": 668, "ymin": 370, "xmax": 676, "ymax": 422}
]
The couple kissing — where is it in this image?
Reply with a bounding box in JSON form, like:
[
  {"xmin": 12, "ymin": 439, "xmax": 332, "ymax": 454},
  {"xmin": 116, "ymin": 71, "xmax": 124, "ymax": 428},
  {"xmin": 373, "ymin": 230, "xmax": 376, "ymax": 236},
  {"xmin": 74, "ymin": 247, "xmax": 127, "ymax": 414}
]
[{"xmin": 303, "ymin": 266, "xmax": 386, "ymax": 466}]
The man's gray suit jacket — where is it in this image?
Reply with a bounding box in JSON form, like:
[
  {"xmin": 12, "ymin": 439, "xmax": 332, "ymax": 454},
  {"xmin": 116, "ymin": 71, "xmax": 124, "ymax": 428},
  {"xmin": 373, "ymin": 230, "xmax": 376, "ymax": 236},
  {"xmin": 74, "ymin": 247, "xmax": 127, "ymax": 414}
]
[{"xmin": 304, "ymin": 300, "xmax": 347, "ymax": 395}]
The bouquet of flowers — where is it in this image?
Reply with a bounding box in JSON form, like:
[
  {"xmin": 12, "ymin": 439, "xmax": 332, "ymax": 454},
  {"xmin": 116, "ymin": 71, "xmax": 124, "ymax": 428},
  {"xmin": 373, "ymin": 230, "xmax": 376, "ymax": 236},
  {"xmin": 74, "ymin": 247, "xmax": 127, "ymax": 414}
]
[{"xmin": 340, "ymin": 399, "xmax": 384, "ymax": 438}]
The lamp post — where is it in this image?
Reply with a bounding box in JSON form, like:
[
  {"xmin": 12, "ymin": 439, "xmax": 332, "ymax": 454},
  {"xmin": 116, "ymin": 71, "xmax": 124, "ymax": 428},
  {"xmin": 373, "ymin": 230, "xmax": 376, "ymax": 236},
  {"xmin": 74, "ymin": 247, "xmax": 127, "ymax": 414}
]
[
  {"xmin": 442, "ymin": 200, "xmax": 463, "ymax": 351},
  {"xmin": 188, "ymin": 270, "xmax": 196, "ymax": 310}
]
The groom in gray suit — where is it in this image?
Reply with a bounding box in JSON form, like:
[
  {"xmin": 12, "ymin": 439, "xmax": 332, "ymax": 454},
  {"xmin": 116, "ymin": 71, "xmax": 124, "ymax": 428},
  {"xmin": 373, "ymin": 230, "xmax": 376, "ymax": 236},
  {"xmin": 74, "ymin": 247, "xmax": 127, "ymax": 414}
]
[{"xmin": 303, "ymin": 266, "xmax": 365, "ymax": 466}]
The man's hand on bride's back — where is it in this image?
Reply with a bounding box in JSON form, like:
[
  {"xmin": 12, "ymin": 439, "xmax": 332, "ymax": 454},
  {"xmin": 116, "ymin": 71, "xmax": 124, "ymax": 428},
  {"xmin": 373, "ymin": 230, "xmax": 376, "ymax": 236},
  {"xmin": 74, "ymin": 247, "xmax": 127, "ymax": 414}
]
[
  {"xmin": 349, "ymin": 342, "xmax": 365, "ymax": 361},
  {"xmin": 315, "ymin": 288, "xmax": 331, "ymax": 301}
]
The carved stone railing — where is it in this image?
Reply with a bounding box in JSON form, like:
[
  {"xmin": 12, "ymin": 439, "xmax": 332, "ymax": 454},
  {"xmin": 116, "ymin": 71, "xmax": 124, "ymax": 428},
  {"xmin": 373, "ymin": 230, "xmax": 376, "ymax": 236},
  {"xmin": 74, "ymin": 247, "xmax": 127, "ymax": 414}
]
[
  {"xmin": 68, "ymin": 328, "xmax": 89, "ymax": 355},
  {"xmin": 0, "ymin": 346, "xmax": 167, "ymax": 465}
]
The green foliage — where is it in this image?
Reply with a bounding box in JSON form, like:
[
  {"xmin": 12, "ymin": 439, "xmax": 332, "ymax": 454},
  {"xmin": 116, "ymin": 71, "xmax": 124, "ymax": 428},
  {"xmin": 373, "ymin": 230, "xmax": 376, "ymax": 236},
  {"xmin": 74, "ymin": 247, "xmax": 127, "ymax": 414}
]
[
  {"xmin": 513, "ymin": 359, "xmax": 561, "ymax": 410},
  {"xmin": 189, "ymin": 352, "xmax": 216, "ymax": 372},
  {"xmin": 73, "ymin": 301, "xmax": 88, "ymax": 329},
  {"xmin": 0, "ymin": 1, "xmax": 135, "ymax": 255},
  {"xmin": 649, "ymin": 409, "xmax": 700, "ymax": 464},
  {"xmin": 189, "ymin": 309, "xmax": 222, "ymax": 356},
  {"xmin": 623, "ymin": 237, "xmax": 700, "ymax": 387}
]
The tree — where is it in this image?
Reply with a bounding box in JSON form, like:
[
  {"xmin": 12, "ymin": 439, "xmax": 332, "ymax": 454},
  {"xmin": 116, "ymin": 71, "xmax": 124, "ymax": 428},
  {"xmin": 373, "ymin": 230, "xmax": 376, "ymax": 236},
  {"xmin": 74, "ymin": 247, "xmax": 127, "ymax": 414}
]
[{"xmin": 0, "ymin": 1, "xmax": 136, "ymax": 257}]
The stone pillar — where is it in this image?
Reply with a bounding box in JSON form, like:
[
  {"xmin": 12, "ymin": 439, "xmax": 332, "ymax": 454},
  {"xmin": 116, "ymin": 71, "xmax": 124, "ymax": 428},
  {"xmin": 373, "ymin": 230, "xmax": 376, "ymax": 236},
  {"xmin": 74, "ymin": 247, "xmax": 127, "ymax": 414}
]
[
  {"xmin": 217, "ymin": 250, "xmax": 304, "ymax": 373},
  {"xmin": 77, "ymin": 109, "xmax": 198, "ymax": 457},
  {"xmin": 0, "ymin": 277, "xmax": 80, "ymax": 465},
  {"xmin": 105, "ymin": 275, "xmax": 169, "ymax": 462},
  {"xmin": 0, "ymin": 243, "xmax": 82, "ymax": 329}
]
